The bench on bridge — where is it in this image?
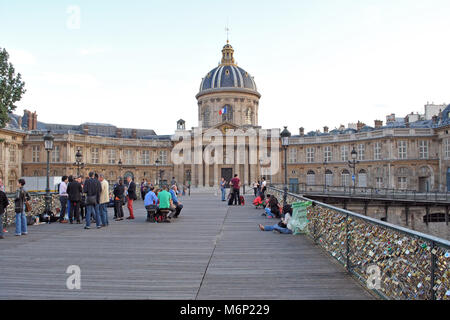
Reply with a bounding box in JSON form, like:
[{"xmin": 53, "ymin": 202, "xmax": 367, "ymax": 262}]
[{"xmin": 145, "ymin": 205, "xmax": 171, "ymax": 223}]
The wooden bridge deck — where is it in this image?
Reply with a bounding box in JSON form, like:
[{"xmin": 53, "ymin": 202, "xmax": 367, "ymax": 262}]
[{"xmin": 0, "ymin": 194, "xmax": 373, "ymax": 300}]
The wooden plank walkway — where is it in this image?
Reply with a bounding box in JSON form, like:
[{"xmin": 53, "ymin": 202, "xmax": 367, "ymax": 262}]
[{"xmin": 0, "ymin": 194, "xmax": 374, "ymax": 300}]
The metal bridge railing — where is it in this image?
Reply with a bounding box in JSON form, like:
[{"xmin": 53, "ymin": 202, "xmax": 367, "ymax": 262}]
[
  {"xmin": 271, "ymin": 183, "xmax": 450, "ymax": 203},
  {"xmin": 268, "ymin": 186, "xmax": 450, "ymax": 300}
]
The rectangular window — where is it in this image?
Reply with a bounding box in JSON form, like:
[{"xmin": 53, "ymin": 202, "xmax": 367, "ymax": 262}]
[
  {"xmin": 9, "ymin": 145, "xmax": 16, "ymax": 163},
  {"xmin": 108, "ymin": 149, "xmax": 116, "ymax": 164},
  {"xmin": 288, "ymin": 148, "xmax": 297, "ymax": 164},
  {"xmin": 398, "ymin": 177, "xmax": 407, "ymax": 190},
  {"xmin": 445, "ymin": 139, "xmax": 450, "ymax": 159},
  {"xmin": 125, "ymin": 149, "xmax": 133, "ymax": 165},
  {"xmin": 419, "ymin": 140, "xmax": 429, "ymax": 159},
  {"xmin": 141, "ymin": 150, "xmax": 150, "ymax": 165},
  {"xmin": 398, "ymin": 140, "xmax": 407, "ymax": 159},
  {"xmin": 51, "ymin": 145, "xmax": 60, "ymax": 163},
  {"xmin": 324, "ymin": 146, "xmax": 332, "ymax": 163},
  {"xmin": 341, "ymin": 145, "xmax": 348, "ymax": 161},
  {"xmin": 159, "ymin": 150, "xmax": 168, "ymax": 164},
  {"xmin": 376, "ymin": 177, "xmax": 383, "ymax": 189},
  {"xmin": 91, "ymin": 148, "xmax": 99, "ymax": 164},
  {"xmin": 32, "ymin": 145, "xmax": 40, "ymax": 163},
  {"xmin": 306, "ymin": 147, "xmax": 315, "ymax": 163},
  {"xmin": 357, "ymin": 144, "xmax": 365, "ymax": 161},
  {"xmin": 374, "ymin": 142, "xmax": 381, "ymax": 160}
]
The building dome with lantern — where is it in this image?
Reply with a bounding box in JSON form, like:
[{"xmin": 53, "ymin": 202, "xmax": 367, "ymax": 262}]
[{"xmin": 196, "ymin": 42, "xmax": 261, "ymax": 128}]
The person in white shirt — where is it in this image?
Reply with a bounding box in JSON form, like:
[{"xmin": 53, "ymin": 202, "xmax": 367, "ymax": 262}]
[
  {"xmin": 258, "ymin": 204, "xmax": 293, "ymax": 234},
  {"xmin": 59, "ymin": 176, "xmax": 69, "ymax": 223}
]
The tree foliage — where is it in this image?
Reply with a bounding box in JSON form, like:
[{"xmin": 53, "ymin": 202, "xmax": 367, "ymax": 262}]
[{"xmin": 0, "ymin": 47, "xmax": 26, "ymax": 128}]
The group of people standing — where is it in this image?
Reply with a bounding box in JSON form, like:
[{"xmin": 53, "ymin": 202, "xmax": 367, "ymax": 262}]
[{"xmin": 58, "ymin": 172, "xmax": 137, "ymax": 229}]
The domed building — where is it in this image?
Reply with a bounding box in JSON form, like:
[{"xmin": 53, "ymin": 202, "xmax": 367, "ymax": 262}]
[{"xmin": 196, "ymin": 42, "xmax": 261, "ymax": 128}]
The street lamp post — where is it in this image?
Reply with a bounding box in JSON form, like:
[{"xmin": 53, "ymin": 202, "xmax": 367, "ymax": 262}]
[
  {"xmin": 43, "ymin": 131, "xmax": 54, "ymax": 218},
  {"xmin": 73, "ymin": 148, "xmax": 84, "ymax": 176},
  {"xmin": 118, "ymin": 159, "xmax": 123, "ymax": 177},
  {"xmin": 280, "ymin": 126, "xmax": 291, "ymax": 206},
  {"xmin": 348, "ymin": 147, "xmax": 359, "ymax": 194}
]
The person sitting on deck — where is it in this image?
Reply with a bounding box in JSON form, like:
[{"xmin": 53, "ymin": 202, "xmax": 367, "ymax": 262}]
[
  {"xmin": 157, "ymin": 185, "xmax": 172, "ymax": 223},
  {"xmin": 262, "ymin": 195, "xmax": 281, "ymax": 218},
  {"xmin": 144, "ymin": 186, "xmax": 158, "ymax": 222},
  {"xmin": 259, "ymin": 204, "xmax": 293, "ymax": 234},
  {"xmin": 169, "ymin": 185, "xmax": 183, "ymax": 219}
]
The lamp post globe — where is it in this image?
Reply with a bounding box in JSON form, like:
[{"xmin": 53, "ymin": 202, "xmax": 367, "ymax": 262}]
[
  {"xmin": 43, "ymin": 130, "xmax": 54, "ymax": 218},
  {"xmin": 348, "ymin": 147, "xmax": 359, "ymax": 194},
  {"xmin": 280, "ymin": 126, "xmax": 291, "ymax": 205}
]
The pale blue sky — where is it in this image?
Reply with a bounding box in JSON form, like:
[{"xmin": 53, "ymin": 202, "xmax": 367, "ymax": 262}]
[{"xmin": 1, "ymin": 0, "xmax": 449, "ymax": 134}]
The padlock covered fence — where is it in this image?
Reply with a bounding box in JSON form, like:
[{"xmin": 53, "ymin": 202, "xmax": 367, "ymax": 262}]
[
  {"xmin": 2, "ymin": 192, "xmax": 61, "ymax": 226},
  {"xmin": 268, "ymin": 186, "xmax": 450, "ymax": 300}
]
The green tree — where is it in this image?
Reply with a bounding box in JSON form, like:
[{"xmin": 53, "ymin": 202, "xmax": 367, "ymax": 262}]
[{"xmin": 0, "ymin": 47, "xmax": 26, "ymax": 128}]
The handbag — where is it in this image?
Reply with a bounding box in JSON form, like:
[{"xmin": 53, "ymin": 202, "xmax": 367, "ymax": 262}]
[
  {"xmin": 25, "ymin": 200, "xmax": 32, "ymax": 213},
  {"xmin": 85, "ymin": 195, "xmax": 97, "ymax": 206}
]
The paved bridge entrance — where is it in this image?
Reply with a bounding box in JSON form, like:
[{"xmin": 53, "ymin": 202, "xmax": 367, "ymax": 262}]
[{"xmin": 0, "ymin": 194, "xmax": 372, "ymax": 300}]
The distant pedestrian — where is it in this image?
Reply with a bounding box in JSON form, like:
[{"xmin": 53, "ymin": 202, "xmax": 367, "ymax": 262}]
[
  {"xmin": 0, "ymin": 178, "xmax": 6, "ymax": 234},
  {"xmin": 220, "ymin": 177, "xmax": 226, "ymax": 201},
  {"xmin": 59, "ymin": 175, "xmax": 69, "ymax": 223},
  {"xmin": 230, "ymin": 174, "xmax": 241, "ymax": 205},
  {"xmin": 126, "ymin": 176, "xmax": 136, "ymax": 219},
  {"xmin": 114, "ymin": 178, "xmax": 125, "ymax": 221},
  {"xmin": 99, "ymin": 174, "xmax": 109, "ymax": 226},
  {"xmin": 67, "ymin": 175, "xmax": 83, "ymax": 224},
  {"xmin": 14, "ymin": 179, "xmax": 30, "ymax": 236},
  {"xmin": 83, "ymin": 172, "xmax": 101, "ymax": 229}
]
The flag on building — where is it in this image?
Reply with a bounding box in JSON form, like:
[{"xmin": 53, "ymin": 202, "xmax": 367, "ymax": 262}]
[{"xmin": 219, "ymin": 106, "xmax": 227, "ymax": 115}]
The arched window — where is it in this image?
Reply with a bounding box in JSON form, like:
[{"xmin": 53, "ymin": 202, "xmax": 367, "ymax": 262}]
[
  {"xmin": 202, "ymin": 107, "xmax": 210, "ymax": 127},
  {"xmin": 222, "ymin": 105, "xmax": 233, "ymax": 122},
  {"xmin": 245, "ymin": 107, "xmax": 253, "ymax": 125},
  {"xmin": 325, "ymin": 169, "xmax": 333, "ymax": 186},
  {"xmin": 341, "ymin": 169, "xmax": 350, "ymax": 187},
  {"xmin": 306, "ymin": 170, "xmax": 315, "ymax": 186},
  {"xmin": 358, "ymin": 169, "xmax": 367, "ymax": 188}
]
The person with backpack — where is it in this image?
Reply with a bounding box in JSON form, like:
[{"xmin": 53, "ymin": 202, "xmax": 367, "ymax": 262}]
[
  {"xmin": 83, "ymin": 172, "xmax": 101, "ymax": 229},
  {"xmin": 14, "ymin": 179, "xmax": 31, "ymax": 236}
]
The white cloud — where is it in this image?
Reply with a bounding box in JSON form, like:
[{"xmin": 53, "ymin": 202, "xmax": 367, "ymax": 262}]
[
  {"xmin": 8, "ymin": 49, "xmax": 36, "ymax": 66},
  {"xmin": 79, "ymin": 48, "xmax": 107, "ymax": 56},
  {"xmin": 36, "ymin": 72, "xmax": 101, "ymax": 89}
]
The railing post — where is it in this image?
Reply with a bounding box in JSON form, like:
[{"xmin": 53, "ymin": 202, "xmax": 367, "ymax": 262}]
[{"xmin": 430, "ymin": 241, "xmax": 436, "ymax": 300}]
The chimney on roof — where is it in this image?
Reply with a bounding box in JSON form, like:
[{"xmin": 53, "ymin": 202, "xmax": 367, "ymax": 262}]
[
  {"xmin": 339, "ymin": 124, "xmax": 345, "ymax": 131},
  {"xmin": 323, "ymin": 126, "xmax": 329, "ymax": 133},
  {"xmin": 374, "ymin": 120, "xmax": 383, "ymax": 129},
  {"xmin": 23, "ymin": 109, "xmax": 32, "ymax": 130},
  {"xmin": 432, "ymin": 115, "xmax": 438, "ymax": 124},
  {"xmin": 404, "ymin": 116, "xmax": 410, "ymax": 128},
  {"xmin": 82, "ymin": 124, "xmax": 89, "ymax": 135},
  {"xmin": 356, "ymin": 121, "xmax": 365, "ymax": 131},
  {"xmin": 17, "ymin": 116, "xmax": 22, "ymax": 129},
  {"xmin": 299, "ymin": 127, "xmax": 304, "ymax": 136},
  {"xmin": 31, "ymin": 111, "xmax": 37, "ymax": 130},
  {"xmin": 132, "ymin": 129, "xmax": 137, "ymax": 139}
]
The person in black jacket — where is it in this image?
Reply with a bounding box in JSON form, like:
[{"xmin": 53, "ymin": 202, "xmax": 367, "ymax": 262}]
[
  {"xmin": 114, "ymin": 178, "xmax": 125, "ymax": 221},
  {"xmin": 83, "ymin": 172, "xmax": 101, "ymax": 229},
  {"xmin": 126, "ymin": 176, "xmax": 136, "ymax": 219},
  {"xmin": 0, "ymin": 189, "xmax": 9, "ymax": 239},
  {"xmin": 14, "ymin": 179, "xmax": 31, "ymax": 236},
  {"xmin": 67, "ymin": 176, "xmax": 83, "ymax": 224}
]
